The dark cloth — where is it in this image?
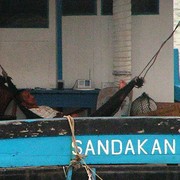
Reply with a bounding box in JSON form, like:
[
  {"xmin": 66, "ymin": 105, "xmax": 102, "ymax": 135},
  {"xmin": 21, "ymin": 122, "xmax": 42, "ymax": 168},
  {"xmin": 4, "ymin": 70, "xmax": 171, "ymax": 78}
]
[
  {"xmin": 0, "ymin": 76, "xmax": 6, "ymax": 84},
  {"xmin": 6, "ymin": 76, "xmax": 18, "ymax": 95},
  {"xmin": 0, "ymin": 75, "xmax": 18, "ymax": 95}
]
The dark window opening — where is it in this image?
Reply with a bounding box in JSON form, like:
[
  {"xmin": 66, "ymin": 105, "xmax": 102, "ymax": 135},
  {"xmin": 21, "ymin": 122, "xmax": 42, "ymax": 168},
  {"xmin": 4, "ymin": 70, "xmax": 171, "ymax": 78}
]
[
  {"xmin": 101, "ymin": 0, "xmax": 113, "ymax": 15},
  {"xmin": 131, "ymin": 0, "xmax": 159, "ymax": 15},
  {"xmin": 0, "ymin": 0, "xmax": 49, "ymax": 28},
  {"xmin": 62, "ymin": 0, "xmax": 97, "ymax": 16}
]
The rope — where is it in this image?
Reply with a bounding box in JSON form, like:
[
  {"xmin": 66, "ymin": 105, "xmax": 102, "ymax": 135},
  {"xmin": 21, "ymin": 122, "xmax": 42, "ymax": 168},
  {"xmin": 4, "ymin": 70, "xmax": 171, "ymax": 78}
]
[
  {"xmin": 138, "ymin": 21, "xmax": 180, "ymax": 79},
  {"xmin": 0, "ymin": 65, "xmax": 8, "ymax": 79},
  {"xmin": 63, "ymin": 115, "xmax": 103, "ymax": 180}
]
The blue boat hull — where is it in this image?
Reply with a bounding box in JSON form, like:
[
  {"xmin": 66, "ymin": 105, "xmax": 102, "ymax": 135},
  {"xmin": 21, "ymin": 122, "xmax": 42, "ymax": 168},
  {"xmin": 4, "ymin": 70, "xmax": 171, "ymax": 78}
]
[{"xmin": 0, "ymin": 117, "xmax": 179, "ymax": 179}]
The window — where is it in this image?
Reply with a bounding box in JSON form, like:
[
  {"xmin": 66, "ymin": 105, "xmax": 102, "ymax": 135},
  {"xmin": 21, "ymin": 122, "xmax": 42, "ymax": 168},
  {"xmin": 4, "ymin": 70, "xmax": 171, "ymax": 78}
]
[
  {"xmin": 131, "ymin": 0, "xmax": 159, "ymax": 15},
  {"xmin": 0, "ymin": 0, "xmax": 49, "ymax": 28},
  {"xmin": 62, "ymin": 0, "xmax": 97, "ymax": 16},
  {"xmin": 101, "ymin": 0, "xmax": 113, "ymax": 15}
]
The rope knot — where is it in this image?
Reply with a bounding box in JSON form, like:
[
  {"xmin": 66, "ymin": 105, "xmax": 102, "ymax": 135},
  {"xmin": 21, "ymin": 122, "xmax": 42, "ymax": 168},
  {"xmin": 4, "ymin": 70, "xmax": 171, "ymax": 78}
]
[
  {"xmin": 64, "ymin": 115, "xmax": 103, "ymax": 180},
  {"xmin": 70, "ymin": 153, "xmax": 86, "ymax": 170}
]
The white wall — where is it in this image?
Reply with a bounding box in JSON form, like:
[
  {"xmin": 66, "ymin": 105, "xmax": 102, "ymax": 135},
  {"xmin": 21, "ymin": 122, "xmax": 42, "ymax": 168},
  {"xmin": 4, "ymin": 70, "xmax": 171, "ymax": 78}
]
[
  {"xmin": 63, "ymin": 0, "xmax": 174, "ymax": 102},
  {"xmin": 174, "ymin": 0, "xmax": 180, "ymax": 50},
  {"xmin": 62, "ymin": 1, "xmax": 114, "ymax": 89},
  {"xmin": 0, "ymin": 0, "xmax": 114, "ymax": 90},
  {"xmin": 0, "ymin": 0, "xmax": 174, "ymax": 103},
  {"xmin": 131, "ymin": 0, "xmax": 174, "ymax": 102},
  {"xmin": 0, "ymin": 0, "xmax": 57, "ymax": 89}
]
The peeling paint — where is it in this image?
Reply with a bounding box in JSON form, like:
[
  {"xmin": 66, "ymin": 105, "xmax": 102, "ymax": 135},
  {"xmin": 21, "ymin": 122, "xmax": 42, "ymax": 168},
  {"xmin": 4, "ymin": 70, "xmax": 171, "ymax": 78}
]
[
  {"xmin": 37, "ymin": 129, "xmax": 43, "ymax": 133},
  {"xmin": 137, "ymin": 129, "xmax": 145, "ymax": 133},
  {"xmin": 0, "ymin": 117, "xmax": 178, "ymax": 139},
  {"xmin": 12, "ymin": 122, "xmax": 22, "ymax": 125}
]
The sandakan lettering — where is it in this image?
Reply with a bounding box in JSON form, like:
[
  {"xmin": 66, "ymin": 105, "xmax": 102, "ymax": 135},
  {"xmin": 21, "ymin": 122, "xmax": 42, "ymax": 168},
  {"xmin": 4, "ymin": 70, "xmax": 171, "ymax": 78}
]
[
  {"xmin": 164, "ymin": 139, "xmax": 176, "ymax": 154},
  {"xmin": 72, "ymin": 139, "xmax": 176, "ymax": 156},
  {"xmin": 138, "ymin": 139, "xmax": 148, "ymax": 154},
  {"xmin": 85, "ymin": 140, "xmax": 96, "ymax": 155},
  {"xmin": 125, "ymin": 140, "xmax": 135, "ymax": 155},
  {"xmin": 112, "ymin": 140, "xmax": 122, "ymax": 155},
  {"xmin": 98, "ymin": 140, "xmax": 109, "ymax": 155},
  {"xmin": 151, "ymin": 139, "xmax": 162, "ymax": 154}
]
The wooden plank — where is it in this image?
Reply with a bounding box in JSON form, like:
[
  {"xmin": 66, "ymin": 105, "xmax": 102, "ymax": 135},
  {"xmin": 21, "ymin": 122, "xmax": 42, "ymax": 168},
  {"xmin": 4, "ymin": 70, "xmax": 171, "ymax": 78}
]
[
  {"xmin": 0, "ymin": 165, "xmax": 179, "ymax": 180},
  {"xmin": 0, "ymin": 117, "xmax": 179, "ymax": 139},
  {"xmin": 0, "ymin": 117, "xmax": 178, "ymax": 168},
  {"xmin": 0, "ymin": 134, "xmax": 179, "ymax": 167},
  {"xmin": 138, "ymin": 102, "xmax": 180, "ymax": 116}
]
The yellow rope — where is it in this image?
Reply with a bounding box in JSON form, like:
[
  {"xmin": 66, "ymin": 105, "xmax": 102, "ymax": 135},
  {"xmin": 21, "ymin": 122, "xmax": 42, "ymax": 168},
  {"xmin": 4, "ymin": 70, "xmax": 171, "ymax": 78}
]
[{"xmin": 63, "ymin": 115, "xmax": 103, "ymax": 180}]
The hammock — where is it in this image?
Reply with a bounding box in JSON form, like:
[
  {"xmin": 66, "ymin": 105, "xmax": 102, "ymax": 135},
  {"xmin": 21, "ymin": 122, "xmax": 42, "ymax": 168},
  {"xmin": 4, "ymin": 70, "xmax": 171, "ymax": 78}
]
[
  {"xmin": 0, "ymin": 75, "xmax": 41, "ymax": 120},
  {"xmin": 90, "ymin": 77, "xmax": 144, "ymax": 117},
  {"xmin": 0, "ymin": 77, "xmax": 16, "ymax": 120}
]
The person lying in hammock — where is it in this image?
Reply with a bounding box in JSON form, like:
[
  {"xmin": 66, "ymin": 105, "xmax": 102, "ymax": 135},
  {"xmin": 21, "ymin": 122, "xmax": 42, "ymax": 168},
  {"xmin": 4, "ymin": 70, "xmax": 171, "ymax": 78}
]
[
  {"xmin": 0, "ymin": 66, "xmax": 64, "ymax": 119},
  {"xmin": 0, "ymin": 73, "xmax": 76, "ymax": 119},
  {"xmin": 1, "ymin": 65, "xmax": 144, "ymax": 117},
  {"xmin": 18, "ymin": 90, "xmax": 64, "ymax": 118}
]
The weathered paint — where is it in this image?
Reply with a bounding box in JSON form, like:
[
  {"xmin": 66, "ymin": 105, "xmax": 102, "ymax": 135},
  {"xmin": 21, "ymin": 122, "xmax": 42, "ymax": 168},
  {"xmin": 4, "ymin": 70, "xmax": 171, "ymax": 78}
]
[
  {"xmin": 0, "ymin": 134, "xmax": 179, "ymax": 168},
  {"xmin": 0, "ymin": 117, "xmax": 178, "ymax": 168},
  {"xmin": 0, "ymin": 117, "xmax": 179, "ymax": 139}
]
